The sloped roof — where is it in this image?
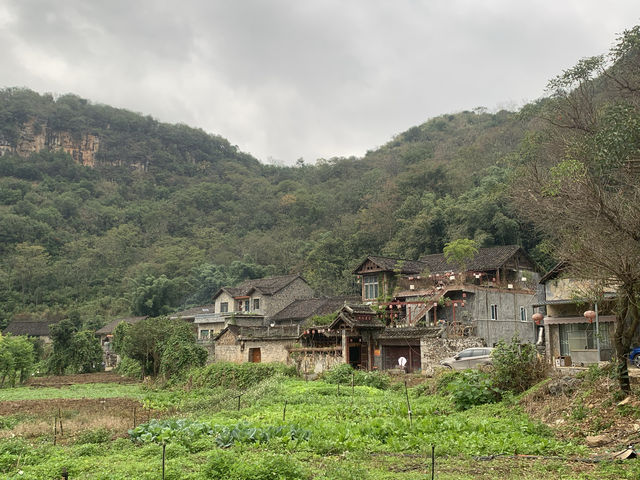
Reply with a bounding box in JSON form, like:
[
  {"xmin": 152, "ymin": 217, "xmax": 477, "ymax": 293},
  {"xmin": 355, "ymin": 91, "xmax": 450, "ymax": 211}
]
[
  {"xmin": 419, "ymin": 245, "xmax": 525, "ymax": 273},
  {"xmin": 379, "ymin": 327, "xmax": 442, "ymax": 339},
  {"xmin": 95, "ymin": 316, "xmax": 146, "ymax": 335},
  {"xmin": 270, "ymin": 296, "xmax": 358, "ymax": 323},
  {"xmin": 353, "ymin": 256, "xmax": 427, "ymax": 275},
  {"xmin": 171, "ymin": 305, "xmax": 216, "ymax": 318},
  {"xmin": 539, "ymin": 262, "xmax": 568, "ymax": 284},
  {"xmin": 328, "ymin": 304, "xmax": 385, "ymax": 330},
  {"xmin": 213, "ymin": 324, "xmax": 299, "ymax": 341},
  {"xmin": 3, "ymin": 318, "xmax": 59, "ymax": 337},
  {"xmin": 214, "ymin": 274, "xmax": 306, "ymax": 299}
]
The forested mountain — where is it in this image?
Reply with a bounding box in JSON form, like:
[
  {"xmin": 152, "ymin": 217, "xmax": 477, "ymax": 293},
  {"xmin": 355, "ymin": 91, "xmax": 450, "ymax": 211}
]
[{"xmin": 0, "ymin": 88, "xmax": 545, "ymax": 329}]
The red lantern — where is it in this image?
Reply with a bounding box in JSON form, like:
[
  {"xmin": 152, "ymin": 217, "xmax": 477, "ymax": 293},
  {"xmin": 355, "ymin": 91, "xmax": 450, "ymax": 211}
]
[{"xmin": 584, "ymin": 310, "xmax": 596, "ymax": 324}]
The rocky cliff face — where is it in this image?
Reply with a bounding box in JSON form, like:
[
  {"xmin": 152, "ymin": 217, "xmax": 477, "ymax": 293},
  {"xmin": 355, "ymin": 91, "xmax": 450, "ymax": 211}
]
[{"xmin": 0, "ymin": 120, "xmax": 100, "ymax": 166}]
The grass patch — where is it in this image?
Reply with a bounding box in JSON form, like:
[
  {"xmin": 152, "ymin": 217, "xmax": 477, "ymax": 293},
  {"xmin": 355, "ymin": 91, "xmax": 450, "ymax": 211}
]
[{"xmin": 0, "ymin": 374, "xmax": 637, "ymax": 479}]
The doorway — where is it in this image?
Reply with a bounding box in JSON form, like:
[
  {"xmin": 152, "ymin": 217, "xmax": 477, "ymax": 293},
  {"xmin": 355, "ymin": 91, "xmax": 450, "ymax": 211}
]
[{"xmin": 249, "ymin": 347, "xmax": 261, "ymax": 363}]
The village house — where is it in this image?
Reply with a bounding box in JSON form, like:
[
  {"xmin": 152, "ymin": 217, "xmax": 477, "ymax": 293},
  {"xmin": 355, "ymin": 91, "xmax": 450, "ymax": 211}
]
[
  {"xmin": 198, "ymin": 247, "xmax": 543, "ymax": 375},
  {"xmin": 3, "ymin": 315, "xmax": 62, "ymax": 344},
  {"xmin": 213, "ymin": 324, "xmax": 300, "ymax": 364},
  {"xmin": 95, "ymin": 316, "xmax": 146, "ymax": 368},
  {"xmin": 534, "ymin": 262, "xmax": 616, "ymax": 367},
  {"xmin": 299, "ymin": 245, "xmax": 542, "ymax": 374},
  {"xmin": 194, "ymin": 274, "xmax": 314, "ymax": 340}
]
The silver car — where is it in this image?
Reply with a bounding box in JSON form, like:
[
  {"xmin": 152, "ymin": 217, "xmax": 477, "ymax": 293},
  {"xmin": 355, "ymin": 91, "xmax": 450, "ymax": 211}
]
[{"xmin": 440, "ymin": 347, "xmax": 494, "ymax": 370}]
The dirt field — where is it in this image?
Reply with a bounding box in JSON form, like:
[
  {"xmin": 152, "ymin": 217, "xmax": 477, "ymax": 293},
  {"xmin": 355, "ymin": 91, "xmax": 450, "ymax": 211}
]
[{"xmin": 0, "ymin": 372, "xmax": 148, "ymax": 442}]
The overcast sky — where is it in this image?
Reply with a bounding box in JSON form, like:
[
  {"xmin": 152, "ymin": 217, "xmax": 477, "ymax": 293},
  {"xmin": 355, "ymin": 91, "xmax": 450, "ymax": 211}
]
[{"xmin": 1, "ymin": 1, "xmax": 639, "ymax": 164}]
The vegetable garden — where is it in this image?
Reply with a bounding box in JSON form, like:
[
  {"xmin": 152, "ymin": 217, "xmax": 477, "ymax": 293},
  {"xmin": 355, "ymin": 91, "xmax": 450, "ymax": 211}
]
[{"xmin": 0, "ymin": 365, "xmax": 638, "ymax": 479}]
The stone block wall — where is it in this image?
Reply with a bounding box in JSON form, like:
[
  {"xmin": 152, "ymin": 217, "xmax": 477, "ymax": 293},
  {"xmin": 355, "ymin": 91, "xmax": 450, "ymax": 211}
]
[
  {"xmin": 263, "ymin": 278, "xmax": 314, "ymax": 319},
  {"xmin": 291, "ymin": 351, "xmax": 344, "ymax": 375},
  {"xmin": 214, "ymin": 337, "xmax": 294, "ymax": 364},
  {"xmin": 420, "ymin": 336, "xmax": 486, "ymax": 376}
]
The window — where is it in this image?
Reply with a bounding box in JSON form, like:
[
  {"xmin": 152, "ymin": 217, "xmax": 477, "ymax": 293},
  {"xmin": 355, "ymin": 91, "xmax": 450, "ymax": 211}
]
[
  {"xmin": 457, "ymin": 349, "xmax": 473, "ymax": 359},
  {"xmin": 490, "ymin": 304, "xmax": 498, "ymax": 321},
  {"xmin": 200, "ymin": 329, "xmax": 209, "ymax": 339},
  {"xmin": 520, "ymin": 306, "xmax": 527, "ymax": 322},
  {"xmin": 560, "ymin": 323, "xmax": 602, "ymax": 355},
  {"xmin": 220, "ymin": 302, "xmax": 228, "ymax": 313},
  {"xmin": 253, "ymin": 298, "xmax": 260, "ymax": 310},
  {"xmin": 244, "ymin": 300, "xmax": 250, "ymax": 312},
  {"xmin": 363, "ymin": 275, "xmax": 379, "ymax": 300}
]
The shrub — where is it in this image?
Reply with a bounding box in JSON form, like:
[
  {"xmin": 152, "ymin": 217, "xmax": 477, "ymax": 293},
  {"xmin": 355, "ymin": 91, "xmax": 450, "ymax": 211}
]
[
  {"xmin": 115, "ymin": 355, "xmax": 143, "ymax": 379},
  {"xmin": 321, "ymin": 364, "xmax": 390, "ymax": 390},
  {"xmin": 0, "ymin": 334, "xmax": 35, "ymax": 386},
  {"xmin": 74, "ymin": 428, "xmax": 112, "ymax": 444},
  {"xmin": 490, "ymin": 335, "xmax": 547, "ymax": 393},
  {"xmin": 446, "ymin": 370, "xmax": 501, "ymax": 410},
  {"xmin": 435, "ymin": 369, "xmax": 460, "ymax": 394},
  {"xmin": 205, "ymin": 450, "xmax": 310, "ymax": 480},
  {"xmin": 190, "ymin": 362, "xmax": 297, "ymax": 390}
]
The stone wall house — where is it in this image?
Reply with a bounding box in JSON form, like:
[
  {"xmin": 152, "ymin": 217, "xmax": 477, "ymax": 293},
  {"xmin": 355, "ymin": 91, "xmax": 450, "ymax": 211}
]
[
  {"xmin": 213, "ymin": 325, "xmax": 300, "ymax": 364},
  {"xmin": 353, "ymin": 246, "xmax": 541, "ymax": 345},
  {"xmin": 534, "ymin": 262, "xmax": 616, "ymax": 366},
  {"xmin": 190, "ymin": 274, "xmax": 314, "ymax": 341},
  {"xmin": 335, "ymin": 246, "xmax": 542, "ymax": 373}
]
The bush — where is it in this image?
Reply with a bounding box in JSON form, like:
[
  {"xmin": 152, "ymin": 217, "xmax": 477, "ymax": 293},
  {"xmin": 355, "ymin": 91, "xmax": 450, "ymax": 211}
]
[
  {"xmin": 74, "ymin": 428, "xmax": 112, "ymax": 444},
  {"xmin": 115, "ymin": 355, "xmax": 143, "ymax": 379},
  {"xmin": 0, "ymin": 334, "xmax": 35, "ymax": 386},
  {"xmin": 490, "ymin": 336, "xmax": 547, "ymax": 393},
  {"xmin": 321, "ymin": 364, "xmax": 391, "ymax": 390},
  {"xmin": 435, "ymin": 369, "xmax": 460, "ymax": 394},
  {"xmin": 446, "ymin": 370, "xmax": 501, "ymax": 410},
  {"xmin": 190, "ymin": 362, "xmax": 297, "ymax": 390},
  {"xmin": 205, "ymin": 450, "xmax": 310, "ymax": 480}
]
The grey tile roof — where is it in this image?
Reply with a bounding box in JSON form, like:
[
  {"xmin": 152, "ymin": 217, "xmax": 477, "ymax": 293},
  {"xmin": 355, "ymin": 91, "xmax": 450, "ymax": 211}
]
[
  {"xmin": 3, "ymin": 318, "xmax": 59, "ymax": 337},
  {"xmin": 215, "ymin": 274, "xmax": 306, "ymax": 299},
  {"xmin": 328, "ymin": 304, "xmax": 385, "ymax": 330},
  {"xmin": 95, "ymin": 316, "xmax": 146, "ymax": 335},
  {"xmin": 270, "ymin": 296, "xmax": 358, "ymax": 323},
  {"xmin": 353, "ymin": 256, "xmax": 427, "ymax": 274},
  {"xmin": 539, "ymin": 262, "xmax": 568, "ymax": 284},
  {"xmin": 419, "ymin": 245, "xmax": 524, "ymax": 273},
  {"xmin": 171, "ymin": 305, "xmax": 216, "ymax": 318},
  {"xmin": 379, "ymin": 327, "xmax": 442, "ymax": 339}
]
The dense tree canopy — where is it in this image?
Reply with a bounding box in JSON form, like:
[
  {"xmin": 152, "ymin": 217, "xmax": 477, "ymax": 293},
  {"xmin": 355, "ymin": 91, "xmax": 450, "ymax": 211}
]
[{"xmin": 0, "ymin": 86, "xmax": 538, "ymax": 329}]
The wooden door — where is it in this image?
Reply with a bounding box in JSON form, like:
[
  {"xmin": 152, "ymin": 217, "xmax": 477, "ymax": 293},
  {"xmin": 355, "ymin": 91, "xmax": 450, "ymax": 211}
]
[{"xmin": 249, "ymin": 348, "xmax": 261, "ymax": 363}]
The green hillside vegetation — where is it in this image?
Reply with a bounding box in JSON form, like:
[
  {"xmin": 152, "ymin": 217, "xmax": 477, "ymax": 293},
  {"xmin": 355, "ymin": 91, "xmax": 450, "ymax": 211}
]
[
  {"xmin": 0, "ymin": 89, "xmax": 542, "ymax": 327},
  {"xmin": 0, "ymin": 88, "xmax": 537, "ymax": 328}
]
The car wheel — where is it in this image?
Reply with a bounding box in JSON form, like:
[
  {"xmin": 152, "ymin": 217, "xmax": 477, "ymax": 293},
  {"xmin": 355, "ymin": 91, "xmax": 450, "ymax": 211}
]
[{"xmin": 633, "ymin": 355, "xmax": 640, "ymax": 368}]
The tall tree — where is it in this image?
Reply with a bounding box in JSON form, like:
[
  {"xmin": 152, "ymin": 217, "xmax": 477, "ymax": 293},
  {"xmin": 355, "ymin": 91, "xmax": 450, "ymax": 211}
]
[{"xmin": 514, "ymin": 26, "xmax": 640, "ymax": 392}]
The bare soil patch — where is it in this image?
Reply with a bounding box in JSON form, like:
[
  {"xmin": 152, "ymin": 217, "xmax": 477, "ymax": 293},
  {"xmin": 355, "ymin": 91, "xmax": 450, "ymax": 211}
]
[
  {"xmin": 520, "ymin": 369, "xmax": 640, "ymax": 453},
  {"xmin": 0, "ymin": 397, "xmax": 158, "ymax": 441}
]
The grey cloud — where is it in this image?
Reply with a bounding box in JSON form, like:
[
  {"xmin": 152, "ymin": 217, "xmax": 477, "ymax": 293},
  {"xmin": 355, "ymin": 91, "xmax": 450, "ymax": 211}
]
[{"xmin": 1, "ymin": 0, "xmax": 639, "ymax": 163}]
